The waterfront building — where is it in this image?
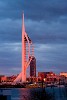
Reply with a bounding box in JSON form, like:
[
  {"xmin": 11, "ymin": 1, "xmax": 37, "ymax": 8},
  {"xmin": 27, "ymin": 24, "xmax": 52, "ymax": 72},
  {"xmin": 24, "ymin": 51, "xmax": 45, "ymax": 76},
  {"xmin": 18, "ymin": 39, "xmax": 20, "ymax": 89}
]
[
  {"xmin": 38, "ymin": 72, "xmax": 59, "ymax": 83},
  {"xmin": 7, "ymin": 75, "xmax": 17, "ymax": 82},
  {"xmin": 0, "ymin": 75, "xmax": 7, "ymax": 82},
  {"xmin": 60, "ymin": 72, "xmax": 67, "ymax": 84},
  {"xmin": 60, "ymin": 72, "xmax": 67, "ymax": 77}
]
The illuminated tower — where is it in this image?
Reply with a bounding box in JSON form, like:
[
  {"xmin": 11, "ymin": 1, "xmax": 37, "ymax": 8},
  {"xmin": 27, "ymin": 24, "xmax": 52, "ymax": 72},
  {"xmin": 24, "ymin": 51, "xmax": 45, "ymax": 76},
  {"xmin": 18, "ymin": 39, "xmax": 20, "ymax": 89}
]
[
  {"xmin": 22, "ymin": 12, "xmax": 26, "ymax": 82},
  {"xmin": 14, "ymin": 13, "xmax": 34, "ymax": 83}
]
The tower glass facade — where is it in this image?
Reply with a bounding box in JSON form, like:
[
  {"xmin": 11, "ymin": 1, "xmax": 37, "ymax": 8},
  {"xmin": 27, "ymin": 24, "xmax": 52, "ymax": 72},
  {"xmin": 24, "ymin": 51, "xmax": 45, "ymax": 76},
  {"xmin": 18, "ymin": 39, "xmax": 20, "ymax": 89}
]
[{"xmin": 30, "ymin": 56, "xmax": 36, "ymax": 77}]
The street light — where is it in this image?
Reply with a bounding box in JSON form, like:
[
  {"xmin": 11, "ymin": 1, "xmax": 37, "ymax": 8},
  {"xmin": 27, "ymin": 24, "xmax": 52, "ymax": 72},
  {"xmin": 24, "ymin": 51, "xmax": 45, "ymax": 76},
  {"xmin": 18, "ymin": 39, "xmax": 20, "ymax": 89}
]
[{"xmin": 44, "ymin": 78, "xmax": 46, "ymax": 82}]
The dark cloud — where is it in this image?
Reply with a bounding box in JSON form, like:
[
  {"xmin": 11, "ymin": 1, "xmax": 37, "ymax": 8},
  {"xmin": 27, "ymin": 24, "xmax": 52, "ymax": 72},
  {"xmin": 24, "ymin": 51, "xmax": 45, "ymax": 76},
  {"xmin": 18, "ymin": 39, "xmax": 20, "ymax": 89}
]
[
  {"xmin": 0, "ymin": 0, "xmax": 67, "ymax": 75},
  {"xmin": 0, "ymin": 18, "xmax": 67, "ymax": 44},
  {"xmin": 0, "ymin": 43, "xmax": 21, "ymax": 75},
  {"xmin": 0, "ymin": 0, "xmax": 23, "ymax": 19},
  {"xmin": 0, "ymin": 19, "xmax": 22, "ymax": 42},
  {"xmin": 24, "ymin": 0, "xmax": 67, "ymax": 21},
  {"xmin": 25, "ymin": 19, "xmax": 67, "ymax": 44},
  {"xmin": 0, "ymin": 0, "xmax": 67, "ymax": 44},
  {"xmin": 0, "ymin": 0, "xmax": 67, "ymax": 21},
  {"xmin": 35, "ymin": 44, "xmax": 67, "ymax": 73}
]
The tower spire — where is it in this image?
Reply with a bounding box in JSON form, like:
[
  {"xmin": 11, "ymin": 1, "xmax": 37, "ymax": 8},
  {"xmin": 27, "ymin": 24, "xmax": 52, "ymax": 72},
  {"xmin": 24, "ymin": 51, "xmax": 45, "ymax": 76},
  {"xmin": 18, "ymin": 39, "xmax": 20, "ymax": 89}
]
[
  {"xmin": 22, "ymin": 12, "xmax": 25, "ymax": 33},
  {"xmin": 22, "ymin": 12, "xmax": 26, "ymax": 82},
  {"xmin": 14, "ymin": 13, "xmax": 34, "ymax": 83}
]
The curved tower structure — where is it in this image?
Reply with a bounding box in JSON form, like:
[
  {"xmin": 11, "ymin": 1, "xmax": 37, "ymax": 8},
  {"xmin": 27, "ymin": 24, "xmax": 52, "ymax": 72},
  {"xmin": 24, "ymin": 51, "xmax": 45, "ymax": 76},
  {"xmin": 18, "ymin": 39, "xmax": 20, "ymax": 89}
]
[{"xmin": 14, "ymin": 13, "xmax": 34, "ymax": 83}]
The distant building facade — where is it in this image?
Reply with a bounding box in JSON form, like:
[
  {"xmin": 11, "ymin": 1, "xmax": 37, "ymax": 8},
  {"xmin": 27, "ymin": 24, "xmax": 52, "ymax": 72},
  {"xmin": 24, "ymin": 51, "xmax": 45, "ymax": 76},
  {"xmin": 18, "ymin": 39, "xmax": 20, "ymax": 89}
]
[
  {"xmin": 38, "ymin": 72, "xmax": 56, "ymax": 78},
  {"xmin": 7, "ymin": 75, "xmax": 17, "ymax": 82},
  {"xmin": 0, "ymin": 75, "xmax": 7, "ymax": 82},
  {"xmin": 30, "ymin": 56, "xmax": 36, "ymax": 77},
  {"xmin": 38, "ymin": 72, "xmax": 59, "ymax": 83},
  {"xmin": 60, "ymin": 72, "xmax": 67, "ymax": 77}
]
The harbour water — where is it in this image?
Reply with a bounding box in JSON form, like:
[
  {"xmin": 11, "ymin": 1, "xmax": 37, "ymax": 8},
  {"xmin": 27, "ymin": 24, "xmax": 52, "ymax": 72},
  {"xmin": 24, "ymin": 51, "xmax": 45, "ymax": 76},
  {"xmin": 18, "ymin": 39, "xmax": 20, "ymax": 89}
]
[
  {"xmin": 11, "ymin": 87, "xmax": 67, "ymax": 100},
  {"xmin": 0, "ymin": 87, "xmax": 67, "ymax": 100}
]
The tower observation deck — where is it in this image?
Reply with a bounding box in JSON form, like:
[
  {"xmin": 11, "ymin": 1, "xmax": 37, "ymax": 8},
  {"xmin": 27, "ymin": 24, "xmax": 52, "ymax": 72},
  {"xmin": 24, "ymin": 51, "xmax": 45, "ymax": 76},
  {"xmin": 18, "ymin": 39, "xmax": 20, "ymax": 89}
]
[{"xmin": 14, "ymin": 13, "xmax": 34, "ymax": 83}]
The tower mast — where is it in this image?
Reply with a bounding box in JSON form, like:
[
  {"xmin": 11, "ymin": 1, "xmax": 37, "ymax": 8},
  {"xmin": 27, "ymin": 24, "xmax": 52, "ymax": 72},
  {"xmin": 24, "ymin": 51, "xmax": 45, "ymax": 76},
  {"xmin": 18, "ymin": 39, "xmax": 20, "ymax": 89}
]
[
  {"xmin": 14, "ymin": 13, "xmax": 34, "ymax": 83},
  {"xmin": 22, "ymin": 13, "xmax": 26, "ymax": 82}
]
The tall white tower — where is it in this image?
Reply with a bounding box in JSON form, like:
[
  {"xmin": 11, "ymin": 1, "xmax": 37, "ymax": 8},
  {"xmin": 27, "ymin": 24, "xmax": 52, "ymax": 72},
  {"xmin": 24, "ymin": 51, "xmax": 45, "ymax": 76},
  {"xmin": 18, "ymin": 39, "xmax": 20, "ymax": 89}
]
[
  {"xmin": 22, "ymin": 13, "xmax": 26, "ymax": 82},
  {"xmin": 14, "ymin": 13, "xmax": 34, "ymax": 83}
]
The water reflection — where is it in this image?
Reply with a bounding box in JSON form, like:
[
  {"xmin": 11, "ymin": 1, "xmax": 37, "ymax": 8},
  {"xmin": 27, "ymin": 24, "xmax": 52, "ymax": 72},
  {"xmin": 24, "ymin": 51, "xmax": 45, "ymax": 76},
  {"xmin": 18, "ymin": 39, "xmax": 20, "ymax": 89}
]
[
  {"xmin": 46, "ymin": 87, "xmax": 67, "ymax": 100},
  {"xmin": 11, "ymin": 87, "xmax": 67, "ymax": 100},
  {"xmin": 0, "ymin": 89, "xmax": 11, "ymax": 100},
  {"xmin": 20, "ymin": 88, "xmax": 31, "ymax": 100}
]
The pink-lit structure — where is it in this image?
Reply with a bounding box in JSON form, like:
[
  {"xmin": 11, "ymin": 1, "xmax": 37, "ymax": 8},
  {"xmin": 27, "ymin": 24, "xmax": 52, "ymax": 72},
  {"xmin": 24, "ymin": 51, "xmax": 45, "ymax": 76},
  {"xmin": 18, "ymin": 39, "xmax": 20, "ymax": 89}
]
[{"xmin": 14, "ymin": 13, "xmax": 34, "ymax": 83}]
